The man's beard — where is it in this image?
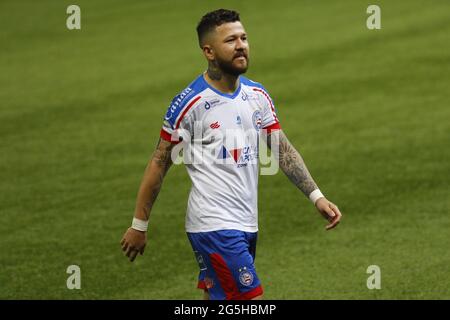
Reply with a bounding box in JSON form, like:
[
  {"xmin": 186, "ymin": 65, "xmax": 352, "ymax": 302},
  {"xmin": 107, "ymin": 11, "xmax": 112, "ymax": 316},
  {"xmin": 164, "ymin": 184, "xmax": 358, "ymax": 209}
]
[{"xmin": 216, "ymin": 54, "xmax": 249, "ymax": 76}]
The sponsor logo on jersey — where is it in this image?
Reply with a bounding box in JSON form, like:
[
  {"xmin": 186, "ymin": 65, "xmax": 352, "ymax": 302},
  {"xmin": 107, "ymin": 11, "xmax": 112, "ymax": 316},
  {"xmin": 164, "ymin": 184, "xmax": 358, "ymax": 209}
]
[
  {"xmin": 239, "ymin": 146, "xmax": 256, "ymax": 166},
  {"xmin": 204, "ymin": 99, "xmax": 222, "ymax": 110},
  {"xmin": 217, "ymin": 145, "xmax": 230, "ymax": 160},
  {"xmin": 164, "ymin": 87, "xmax": 193, "ymax": 121},
  {"xmin": 230, "ymin": 148, "xmax": 242, "ymax": 163},
  {"xmin": 217, "ymin": 145, "xmax": 240, "ymax": 162},
  {"xmin": 217, "ymin": 145, "xmax": 257, "ymax": 167},
  {"xmin": 210, "ymin": 121, "xmax": 220, "ymax": 129},
  {"xmin": 242, "ymin": 91, "xmax": 258, "ymax": 102}
]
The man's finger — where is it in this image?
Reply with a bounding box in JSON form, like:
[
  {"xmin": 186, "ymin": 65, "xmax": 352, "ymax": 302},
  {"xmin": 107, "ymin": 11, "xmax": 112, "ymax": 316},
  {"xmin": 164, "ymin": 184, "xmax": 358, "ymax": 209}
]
[
  {"xmin": 140, "ymin": 245, "xmax": 145, "ymax": 255},
  {"xmin": 129, "ymin": 249, "xmax": 139, "ymax": 262},
  {"xmin": 326, "ymin": 214, "xmax": 341, "ymax": 230},
  {"xmin": 122, "ymin": 241, "xmax": 129, "ymax": 252},
  {"xmin": 330, "ymin": 204, "xmax": 342, "ymax": 218},
  {"xmin": 326, "ymin": 220, "xmax": 340, "ymax": 230},
  {"xmin": 323, "ymin": 206, "xmax": 335, "ymax": 221},
  {"xmin": 327, "ymin": 205, "xmax": 336, "ymax": 217},
  {"xmin": 125, "ymin": 246, "xmax": 135, "ymax": 257}
]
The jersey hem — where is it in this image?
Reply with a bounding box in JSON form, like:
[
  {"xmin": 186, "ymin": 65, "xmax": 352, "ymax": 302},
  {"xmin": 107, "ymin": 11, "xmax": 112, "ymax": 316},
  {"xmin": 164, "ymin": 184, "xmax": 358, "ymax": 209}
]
[{"xmin": 186, "ymin": 225, "xmax": 258, "ymax": 233}]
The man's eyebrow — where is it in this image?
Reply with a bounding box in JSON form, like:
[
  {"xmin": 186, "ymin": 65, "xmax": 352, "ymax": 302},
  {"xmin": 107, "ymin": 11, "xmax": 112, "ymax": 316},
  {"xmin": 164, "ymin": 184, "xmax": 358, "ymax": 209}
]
[{"xmin": 224, "ymin": 33, "xmax": 247, "ymax": 39}]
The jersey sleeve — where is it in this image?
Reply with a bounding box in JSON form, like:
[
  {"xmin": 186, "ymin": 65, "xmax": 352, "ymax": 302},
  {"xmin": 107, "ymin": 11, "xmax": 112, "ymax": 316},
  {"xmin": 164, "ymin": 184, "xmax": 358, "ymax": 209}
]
[
  {"xmin": 160, "ymin": 89, "xmax": 200, "ymax": 144},
  {"xmin": 253, "ymin": 86, "xmax": 281, "ymax": 133}
]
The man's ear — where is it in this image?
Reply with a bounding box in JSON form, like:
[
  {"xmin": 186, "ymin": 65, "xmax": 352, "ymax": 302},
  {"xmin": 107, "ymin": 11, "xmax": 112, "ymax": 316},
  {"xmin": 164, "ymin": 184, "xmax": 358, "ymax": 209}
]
[{"xmin": 202, "ymin": 44, "xmax": 214, "ymax": 61}]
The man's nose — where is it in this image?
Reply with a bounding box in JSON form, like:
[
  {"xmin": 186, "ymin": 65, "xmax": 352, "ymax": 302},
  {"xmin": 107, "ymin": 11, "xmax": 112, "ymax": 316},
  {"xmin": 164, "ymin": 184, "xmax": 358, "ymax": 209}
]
[{"xmin": 235, "ymin": 38, "xmax": 247, "ymax": 50}]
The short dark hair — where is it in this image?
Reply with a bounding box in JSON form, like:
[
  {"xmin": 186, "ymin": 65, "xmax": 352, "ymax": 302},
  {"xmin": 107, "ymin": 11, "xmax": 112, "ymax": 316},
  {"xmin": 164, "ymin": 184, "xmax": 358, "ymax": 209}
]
[{"xmin": 196, "ymin": 9, "xmax": 240, "ymax": 48}]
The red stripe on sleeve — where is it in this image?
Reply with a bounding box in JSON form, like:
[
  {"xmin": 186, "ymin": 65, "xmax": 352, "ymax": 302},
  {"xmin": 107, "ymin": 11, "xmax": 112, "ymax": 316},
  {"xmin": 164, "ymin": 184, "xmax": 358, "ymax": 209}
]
[
  {"xmin": 160, "ymin": 129, "xmax": 181, "ymax": 144},
  {"xmin": 262, "ymin": 122, "xmax": 281, "ymax": 134},
  {"xmin": 175, "ymin": 95, "xmax": 202, "ymax": 129},
  {"xmin": 252, "ymin": 88, "xmax": 279, "ymax": 123}
]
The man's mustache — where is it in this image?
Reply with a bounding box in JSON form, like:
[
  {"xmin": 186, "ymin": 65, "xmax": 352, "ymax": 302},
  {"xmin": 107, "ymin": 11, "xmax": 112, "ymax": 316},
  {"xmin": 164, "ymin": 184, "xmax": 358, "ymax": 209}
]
[{"xmin": 233, "ymin": 52, "xmax": 247, "ymax": 59}]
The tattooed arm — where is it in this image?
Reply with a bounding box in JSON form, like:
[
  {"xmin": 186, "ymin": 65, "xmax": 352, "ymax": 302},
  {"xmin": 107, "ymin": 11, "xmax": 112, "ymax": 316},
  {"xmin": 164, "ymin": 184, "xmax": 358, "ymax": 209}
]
[
  {"xmin": 266, "ymin": 129, "xmax": 342, "ymax": 230},
  {"xmin": 133, "ymin": 138, "xmax": 174, "ymax": 221},
  {"xmin": 121, "ymin": 138, "xmax": 175, "ymax": 261},
  {"xmin": 268, "ymin": 129, "xmax": 318, "ymax": 197}
]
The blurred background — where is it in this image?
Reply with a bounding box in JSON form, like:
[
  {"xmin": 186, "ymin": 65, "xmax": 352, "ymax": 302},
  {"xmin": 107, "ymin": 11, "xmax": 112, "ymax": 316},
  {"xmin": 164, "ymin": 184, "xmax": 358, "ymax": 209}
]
[{"xmin": 0, "ymin": 0, "xmax": 449, "ymax": 299}]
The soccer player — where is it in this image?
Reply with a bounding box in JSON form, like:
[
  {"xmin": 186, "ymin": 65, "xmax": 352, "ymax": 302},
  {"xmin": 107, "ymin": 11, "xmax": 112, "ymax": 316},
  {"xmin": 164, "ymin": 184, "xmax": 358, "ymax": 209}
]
[{"xmin": 120, "ymin": 9, "xmax": 342, "ymax": 300}]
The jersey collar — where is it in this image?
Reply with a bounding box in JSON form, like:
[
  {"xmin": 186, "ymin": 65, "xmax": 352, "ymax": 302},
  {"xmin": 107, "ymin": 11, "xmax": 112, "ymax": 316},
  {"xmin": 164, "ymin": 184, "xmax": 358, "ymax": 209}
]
[{"xmin": 201, "ymin": 73, "xmax": 242, "ymax": 99}]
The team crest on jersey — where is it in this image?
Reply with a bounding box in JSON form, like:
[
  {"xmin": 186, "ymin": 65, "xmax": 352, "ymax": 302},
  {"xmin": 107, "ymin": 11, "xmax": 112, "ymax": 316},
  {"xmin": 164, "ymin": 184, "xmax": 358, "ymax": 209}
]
[
  {"xmin": 252, "ymin": 110, "xmax": 262, "ymax": 131},
  {"xmin": 238, "ymin": 267, "xmax": 254, "ymax": 286}
]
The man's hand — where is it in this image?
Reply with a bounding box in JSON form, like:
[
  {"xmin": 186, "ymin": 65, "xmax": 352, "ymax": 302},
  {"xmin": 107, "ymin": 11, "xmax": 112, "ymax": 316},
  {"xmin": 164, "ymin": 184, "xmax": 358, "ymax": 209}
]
[
  {"xmin": 315, "ymin": 198, "xmax": 342, "ymax": 230},
  {"xmin": 120, "ymin": 228, "xmax": 147, "ymax": 262}
]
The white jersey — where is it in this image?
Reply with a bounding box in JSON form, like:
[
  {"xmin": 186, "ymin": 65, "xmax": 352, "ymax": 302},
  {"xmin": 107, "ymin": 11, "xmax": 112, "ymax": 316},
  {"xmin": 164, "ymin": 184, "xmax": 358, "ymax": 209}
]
[{"xmin": 161, "ymin": 74, "xmax": 281, "ymax": 233}]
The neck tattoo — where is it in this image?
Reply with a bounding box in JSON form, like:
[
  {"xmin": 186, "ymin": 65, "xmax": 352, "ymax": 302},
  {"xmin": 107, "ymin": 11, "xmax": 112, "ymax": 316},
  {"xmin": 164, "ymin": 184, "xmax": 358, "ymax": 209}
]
[{"xmin": 207, "ymin": 61, "xmax": 222, "ymax": 81}]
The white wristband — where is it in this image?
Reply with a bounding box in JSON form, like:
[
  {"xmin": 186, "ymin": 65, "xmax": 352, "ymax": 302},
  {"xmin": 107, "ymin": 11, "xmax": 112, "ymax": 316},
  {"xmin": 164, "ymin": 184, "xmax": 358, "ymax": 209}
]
[
  {"xmin": 309, "ymin": 189, "xmax": 325, "ymax": 205},
  {"xmin": 131, "ymin": 217, "xmax": 148, "ymax": 232}
]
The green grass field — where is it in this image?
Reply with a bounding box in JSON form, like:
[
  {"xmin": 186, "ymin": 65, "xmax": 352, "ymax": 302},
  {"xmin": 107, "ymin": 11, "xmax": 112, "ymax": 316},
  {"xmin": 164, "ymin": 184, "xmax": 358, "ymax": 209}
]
[{"xmin": 1, "ymin": 0, "xmax": 449, "ymax": 299}]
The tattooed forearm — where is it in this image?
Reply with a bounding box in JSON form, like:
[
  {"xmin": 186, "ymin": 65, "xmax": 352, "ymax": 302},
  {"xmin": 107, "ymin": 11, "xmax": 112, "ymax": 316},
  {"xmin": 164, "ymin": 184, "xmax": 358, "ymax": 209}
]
[
  {"xmin": 152, "ymin": 138, "xmax": 173, "ymax": 171},
  {"xmin": 135, "ymin": 139, "xmax": 174, "ymax": 220},
  {"xmin": 140, "ymin": 170, "xmax": 163, "ymax": 220},
  {"xmin": 207, "ymin": 60, "xmax": 223, "ymax": 81},
  {"xmin": 268, "ymin": 130, "xmax": 318, "ymax": 197}
]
